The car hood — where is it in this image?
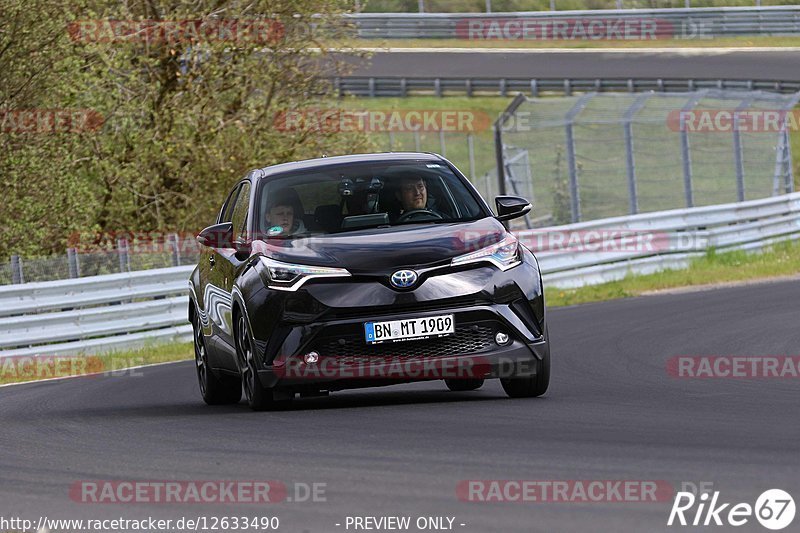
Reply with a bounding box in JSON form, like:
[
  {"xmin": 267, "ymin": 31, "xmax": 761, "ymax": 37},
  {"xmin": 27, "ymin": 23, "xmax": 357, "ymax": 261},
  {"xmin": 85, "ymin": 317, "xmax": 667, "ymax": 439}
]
[{"xmin": 251, "ymin": 217, "xmax": 507, "ymax": 273}]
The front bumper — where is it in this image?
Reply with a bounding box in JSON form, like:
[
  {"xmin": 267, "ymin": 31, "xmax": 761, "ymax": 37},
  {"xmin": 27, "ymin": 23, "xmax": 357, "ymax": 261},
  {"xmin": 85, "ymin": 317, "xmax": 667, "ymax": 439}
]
[{"xmin": 243, "ymin": 250, "xmax": 546, "ymax": 391}]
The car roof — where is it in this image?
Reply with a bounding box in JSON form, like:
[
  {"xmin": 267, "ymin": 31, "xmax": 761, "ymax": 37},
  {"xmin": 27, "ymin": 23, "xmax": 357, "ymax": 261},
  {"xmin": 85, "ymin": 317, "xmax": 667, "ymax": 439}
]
[{"xmin": 252, "ymin": 152, "xmax": 447, "ymax": 181}]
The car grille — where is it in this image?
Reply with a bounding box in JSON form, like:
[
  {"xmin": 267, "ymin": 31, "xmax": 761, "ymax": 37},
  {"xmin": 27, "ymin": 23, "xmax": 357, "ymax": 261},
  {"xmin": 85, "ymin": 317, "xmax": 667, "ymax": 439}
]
[{"xmin": 309, "ymin": 323, "xmax": 497, "ymax": 365}]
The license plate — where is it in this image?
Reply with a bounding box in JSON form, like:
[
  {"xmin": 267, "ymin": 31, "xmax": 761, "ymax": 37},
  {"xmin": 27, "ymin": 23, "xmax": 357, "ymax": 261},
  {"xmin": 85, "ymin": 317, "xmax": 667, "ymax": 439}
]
[{"xmin": 364, "ymin": 314, "xmax": 455, "ymax": 344}]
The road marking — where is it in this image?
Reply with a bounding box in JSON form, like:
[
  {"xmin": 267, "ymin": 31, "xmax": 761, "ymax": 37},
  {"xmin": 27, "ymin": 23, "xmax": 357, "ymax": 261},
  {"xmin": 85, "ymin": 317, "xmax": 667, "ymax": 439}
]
[{"xmin": 0, "ymin": 359, "xmax": 190, "ymax": 389}]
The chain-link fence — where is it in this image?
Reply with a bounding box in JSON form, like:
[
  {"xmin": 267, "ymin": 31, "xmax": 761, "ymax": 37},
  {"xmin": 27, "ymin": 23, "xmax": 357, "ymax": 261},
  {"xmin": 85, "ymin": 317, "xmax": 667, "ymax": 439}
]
[
  {"xmin": 497, "ymin": 89, "xmax": 800, "ymax": 226},
  {"xmin": 1, "ymin": 235, "xmax": 200, "ymax": 286}
]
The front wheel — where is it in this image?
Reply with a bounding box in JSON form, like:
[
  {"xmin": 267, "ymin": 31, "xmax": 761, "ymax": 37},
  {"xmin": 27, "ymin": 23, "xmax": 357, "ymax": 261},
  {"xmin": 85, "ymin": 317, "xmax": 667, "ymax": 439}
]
[
  {"xmin": 236, "ymin": 314, "xmax": 293, "ymax": 411},
  {"xmin": 193, "ymin": 311, "xmax": 241, "ymax": 405},
  {"xmin": 500, "ymin": 325, "xmax": 551, "ymax": 399}
]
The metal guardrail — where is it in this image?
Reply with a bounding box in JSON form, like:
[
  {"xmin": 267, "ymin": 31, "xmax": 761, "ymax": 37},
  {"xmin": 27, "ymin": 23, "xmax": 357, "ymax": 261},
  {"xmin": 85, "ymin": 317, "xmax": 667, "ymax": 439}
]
[
  {"xmin": 531, "ymin": 191, "xmax": 800, "ymax": 287},
  {"xmin": 1, "ymin": 192, "xmax": 798, "ymax": 357},
  {"xmin": 0, "ymin": 266, "xmax": 193, "ymax": 358},
  {"xmin": 346, "ymin": 7, "xmax": 800, "ymax": 39},
  {"xmin": 335, "ymin": 76, "xmax": 800, "ymax": 97}
]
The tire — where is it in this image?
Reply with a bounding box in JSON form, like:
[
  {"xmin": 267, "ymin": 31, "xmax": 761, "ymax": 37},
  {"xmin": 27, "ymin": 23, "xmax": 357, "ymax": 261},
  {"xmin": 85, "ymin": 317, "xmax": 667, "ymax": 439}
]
[
  {"xmin": 500, "ymin": 324, "xmax": 551, "ymax": 399},
  {"xmin": 193, "ymin": 311, "xmax": 242, "ymax": 405},
  {"xmin": 445, "ymin": 378, "xmax": 484, "ymax": 392},
  {"xmin": 236, "ymin": 314, "xmax": 293, "ymax": 411}
]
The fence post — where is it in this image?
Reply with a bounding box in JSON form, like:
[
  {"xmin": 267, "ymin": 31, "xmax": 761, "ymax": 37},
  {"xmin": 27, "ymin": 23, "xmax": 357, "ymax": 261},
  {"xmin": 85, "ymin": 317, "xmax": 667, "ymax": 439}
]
[
  {"xmin": 732, "ymin": 98, "xmax": 753, "ymax": 202},
  {"xmin": 679, "ymin": 92, "xmax": 705, "ymax": 208},
  {"xmin": 11, "ymin": 255, "xmax": 23, "ymax": 284},
  {"xmin": 169, "ymin": 233, "xmax": 181, "ymax": 267},
  {"xmin": 784, "ymin": 129, "xmax": 794, "ymax": 193},
  {"xmin": 67, "ymin": 248, "xmax": 80, "ymax": 278},
  {"xmin": 622, "ymin": 93, "xmax": 651, "ymax": 215},
  {"xmin": 564, "ymin": 93, "xmax": 595, "ymax": 223},
  {"xmin": 117, "ymin": 238, "xmax": 130, "ymax": 273},
  {"xmin": 467, "ymin": 134, "xmax": 476, "ymax": 182},
  {"xmin": 494, "ymin": 123, "xmax": 507, "ymax": 197}
]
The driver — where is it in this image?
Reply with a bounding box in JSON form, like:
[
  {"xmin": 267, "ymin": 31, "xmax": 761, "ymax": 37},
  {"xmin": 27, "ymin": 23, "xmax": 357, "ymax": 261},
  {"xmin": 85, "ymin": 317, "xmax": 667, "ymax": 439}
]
[{"xmin": 396, "ymin": 176, "xmax": 429, "ymax": 214}]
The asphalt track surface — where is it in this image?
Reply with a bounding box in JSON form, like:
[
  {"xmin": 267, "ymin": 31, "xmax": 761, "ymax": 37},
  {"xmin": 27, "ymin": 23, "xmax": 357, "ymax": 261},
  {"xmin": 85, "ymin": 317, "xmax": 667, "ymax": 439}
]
[
  {"xmin": 2, "ymin": 278, "xmax": 799, "ymax": 533},
  {"xmin": 346, "ymin": 48, "xmax": 800, "ymax": 82}
]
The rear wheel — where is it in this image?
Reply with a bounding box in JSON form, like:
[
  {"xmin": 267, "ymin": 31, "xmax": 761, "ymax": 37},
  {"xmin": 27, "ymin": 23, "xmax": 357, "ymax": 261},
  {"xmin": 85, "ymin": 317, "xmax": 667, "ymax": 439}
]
[
  {"xmin": 236, "ymin": 314, "xmax": 293, "ymax": 411},
  {"xmin": 444, "ymin": 378, "xmax": 484, "ymax": 392},
  {"xmin": 193, "ymin": 311, "xmax": 241, "ymax": 405},
  {"xmin": 501, "ymin": 325, "xmax": 551, "ymax": 399}
]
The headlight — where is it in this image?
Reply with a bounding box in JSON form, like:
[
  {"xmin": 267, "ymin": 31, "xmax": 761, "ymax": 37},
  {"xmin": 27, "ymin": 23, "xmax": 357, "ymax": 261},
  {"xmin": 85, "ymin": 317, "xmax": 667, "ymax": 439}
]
[
  {"xmin": 259, "ymin": 257, "xmax": 350, "ymax": 291},
  {"xmin": 451, "ymin": 234, "xmax": 521, "ymax": 271}
]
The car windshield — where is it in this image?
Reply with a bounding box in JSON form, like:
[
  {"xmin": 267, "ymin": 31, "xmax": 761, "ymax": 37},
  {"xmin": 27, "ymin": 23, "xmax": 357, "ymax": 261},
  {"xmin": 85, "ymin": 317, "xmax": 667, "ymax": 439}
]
[{"xmin": 255, "ymin": 160, "xmax": 486, "ymax": 239}]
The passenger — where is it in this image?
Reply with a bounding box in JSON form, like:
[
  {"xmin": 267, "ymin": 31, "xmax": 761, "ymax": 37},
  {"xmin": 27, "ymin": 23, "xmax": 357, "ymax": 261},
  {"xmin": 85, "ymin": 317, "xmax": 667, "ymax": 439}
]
[{"xmin": 265, "ymin": 188, "xmax": 306, "ymax": 236}]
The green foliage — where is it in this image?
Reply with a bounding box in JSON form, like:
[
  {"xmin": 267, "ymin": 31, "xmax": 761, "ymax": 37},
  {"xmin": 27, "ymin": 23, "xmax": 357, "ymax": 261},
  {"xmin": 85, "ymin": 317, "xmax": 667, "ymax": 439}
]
[{"xmin": 0, "ymin": 0, "xmax": 372, "ymax": 259}]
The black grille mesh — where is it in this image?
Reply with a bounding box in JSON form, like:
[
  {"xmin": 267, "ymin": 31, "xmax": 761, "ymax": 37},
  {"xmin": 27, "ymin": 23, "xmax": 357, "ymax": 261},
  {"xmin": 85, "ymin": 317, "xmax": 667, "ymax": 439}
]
[{"xmin": 310, "ymin": 324, "xmax": 497, "ymax": 365}]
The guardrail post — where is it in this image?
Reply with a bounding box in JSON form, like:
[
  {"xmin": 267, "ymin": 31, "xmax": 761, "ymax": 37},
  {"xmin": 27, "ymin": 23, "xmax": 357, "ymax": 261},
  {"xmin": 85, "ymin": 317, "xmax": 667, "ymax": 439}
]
[
  {"xmin": 169, "ymin": 233, "xmax": 181, "ymax": 267},
  {"xmin": 499, "ymin": 79, "xmax": 507, "ymax": 97},
  {"xmin": 388, "ymin": 131, "xmax": 395, "ymax": 151},
  {"xmin": 368, "ymin": 77, "xmax": 375, "ymax": 98},
  {"xmin": 400, "ymin": 78, "xmax": 407, "ymax": 97},
  {"xmin": 530, "ymin": 79, "xmax": 538, "ymax": 97},
  {"xmin": 465, "ymin": 79, "xmax": 472, "ymax": 97},
  {"xmin": 10, "ymin": 255, "xmax": 23, "ymax": 284},
  {"xmin": 67, "ymin": 248, "xmax": 81, "ymax": 278},
  {"xmin": 438, "ymin": 130, "xmax": 446, "ymax": 157},
  {"xmin": 117, "ymin": 238, "xmax": 130, "ymax": 273},
  {"xmin": 434, "ymin": 78, "xmax": 442, "ymax": 97},
  {"xmin": 414, "ymin": 130, "xmax": 421, "ymax": 152}
]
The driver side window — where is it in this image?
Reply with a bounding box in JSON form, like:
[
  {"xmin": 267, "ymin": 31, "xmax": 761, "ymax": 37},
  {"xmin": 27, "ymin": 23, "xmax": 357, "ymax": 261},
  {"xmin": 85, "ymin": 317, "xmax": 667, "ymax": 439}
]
[
  {"xmin": 219, "ymin": 185, "xmax": 241, "ymax": 224},
  {"xmin": 231, "ymin": 182, "xmax": 251, "ymax": 242}
]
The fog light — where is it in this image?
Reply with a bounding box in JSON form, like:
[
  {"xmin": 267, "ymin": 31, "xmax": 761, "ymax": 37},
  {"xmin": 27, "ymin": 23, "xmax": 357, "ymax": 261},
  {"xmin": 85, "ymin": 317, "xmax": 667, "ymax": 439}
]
[
  {"xmin": 495, "ymin": 332, "xmax": 511, "ymax": 346},
  {"xmin": 303, "ymin": 351, "xmax": 320, "ymax": 364}
]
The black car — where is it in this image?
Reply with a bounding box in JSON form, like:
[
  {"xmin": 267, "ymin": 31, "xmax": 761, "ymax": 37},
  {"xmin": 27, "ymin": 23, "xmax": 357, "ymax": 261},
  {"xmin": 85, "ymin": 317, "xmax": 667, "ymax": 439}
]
[{"xmin": 189, "ymin": 153, "xmax": 550, "ymax": 410}]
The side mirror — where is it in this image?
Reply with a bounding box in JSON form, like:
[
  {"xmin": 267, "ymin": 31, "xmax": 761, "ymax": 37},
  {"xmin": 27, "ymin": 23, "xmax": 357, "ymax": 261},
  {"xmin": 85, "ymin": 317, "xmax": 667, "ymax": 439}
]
[
  {"xmin": 495, "ymin": 196, "xmax": 532, "ymax": 221},
  {"xmin": 197, "ymin": 222, "xmax": 233, "ymax": 248}
]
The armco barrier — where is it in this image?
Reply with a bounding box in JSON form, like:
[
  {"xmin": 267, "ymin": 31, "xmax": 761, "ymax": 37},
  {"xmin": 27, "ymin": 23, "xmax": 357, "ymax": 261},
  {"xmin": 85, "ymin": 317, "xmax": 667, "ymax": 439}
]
[
  {"xmin": 334, "ymin": 77, "xmax": 800, "ymax": 97},
  {"xmin": 0, "ymin": 266, "xmax": 193, "ymax": 358},
  {"xmin": 1, "ymin": 192, "xmax": 798, "ymax": 357},
  {"xmin": 346, "ymin": 7, "xmax": 800, "ymax": 40}
]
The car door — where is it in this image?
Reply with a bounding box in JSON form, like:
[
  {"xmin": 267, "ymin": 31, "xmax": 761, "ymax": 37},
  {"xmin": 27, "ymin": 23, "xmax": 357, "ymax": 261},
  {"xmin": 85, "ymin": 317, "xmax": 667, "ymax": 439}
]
[
  {"xmin": 197, "ymin": 183, "xmax": 241, "ymax": 370},
  {"xmin": 214, "ymin": 179, "xmax": 252, "ymax": 354}
]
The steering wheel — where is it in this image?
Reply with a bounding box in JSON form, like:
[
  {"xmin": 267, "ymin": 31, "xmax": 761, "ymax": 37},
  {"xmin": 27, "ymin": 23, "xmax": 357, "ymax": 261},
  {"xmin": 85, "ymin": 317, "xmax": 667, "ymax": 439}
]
[{"xmin": 396, "ymin": 209, "xmax": 444, "ymax": 223}]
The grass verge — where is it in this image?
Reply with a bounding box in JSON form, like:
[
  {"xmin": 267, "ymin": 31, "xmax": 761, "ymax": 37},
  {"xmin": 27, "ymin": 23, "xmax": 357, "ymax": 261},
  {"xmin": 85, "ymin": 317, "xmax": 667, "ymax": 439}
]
[
  {"xmin": 545, "ymin": 239, "xmax": 800, "ymax": 307},
  {"xmin": 0, "ymin": 342, "xmax": 193, "ymax": 386}
]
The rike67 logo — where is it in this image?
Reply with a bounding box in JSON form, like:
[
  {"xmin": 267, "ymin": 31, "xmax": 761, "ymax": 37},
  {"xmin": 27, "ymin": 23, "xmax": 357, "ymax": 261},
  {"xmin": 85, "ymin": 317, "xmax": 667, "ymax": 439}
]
[{"xmin": 668, "ymin": 488, "xmax": 795, "ymax": 530}]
